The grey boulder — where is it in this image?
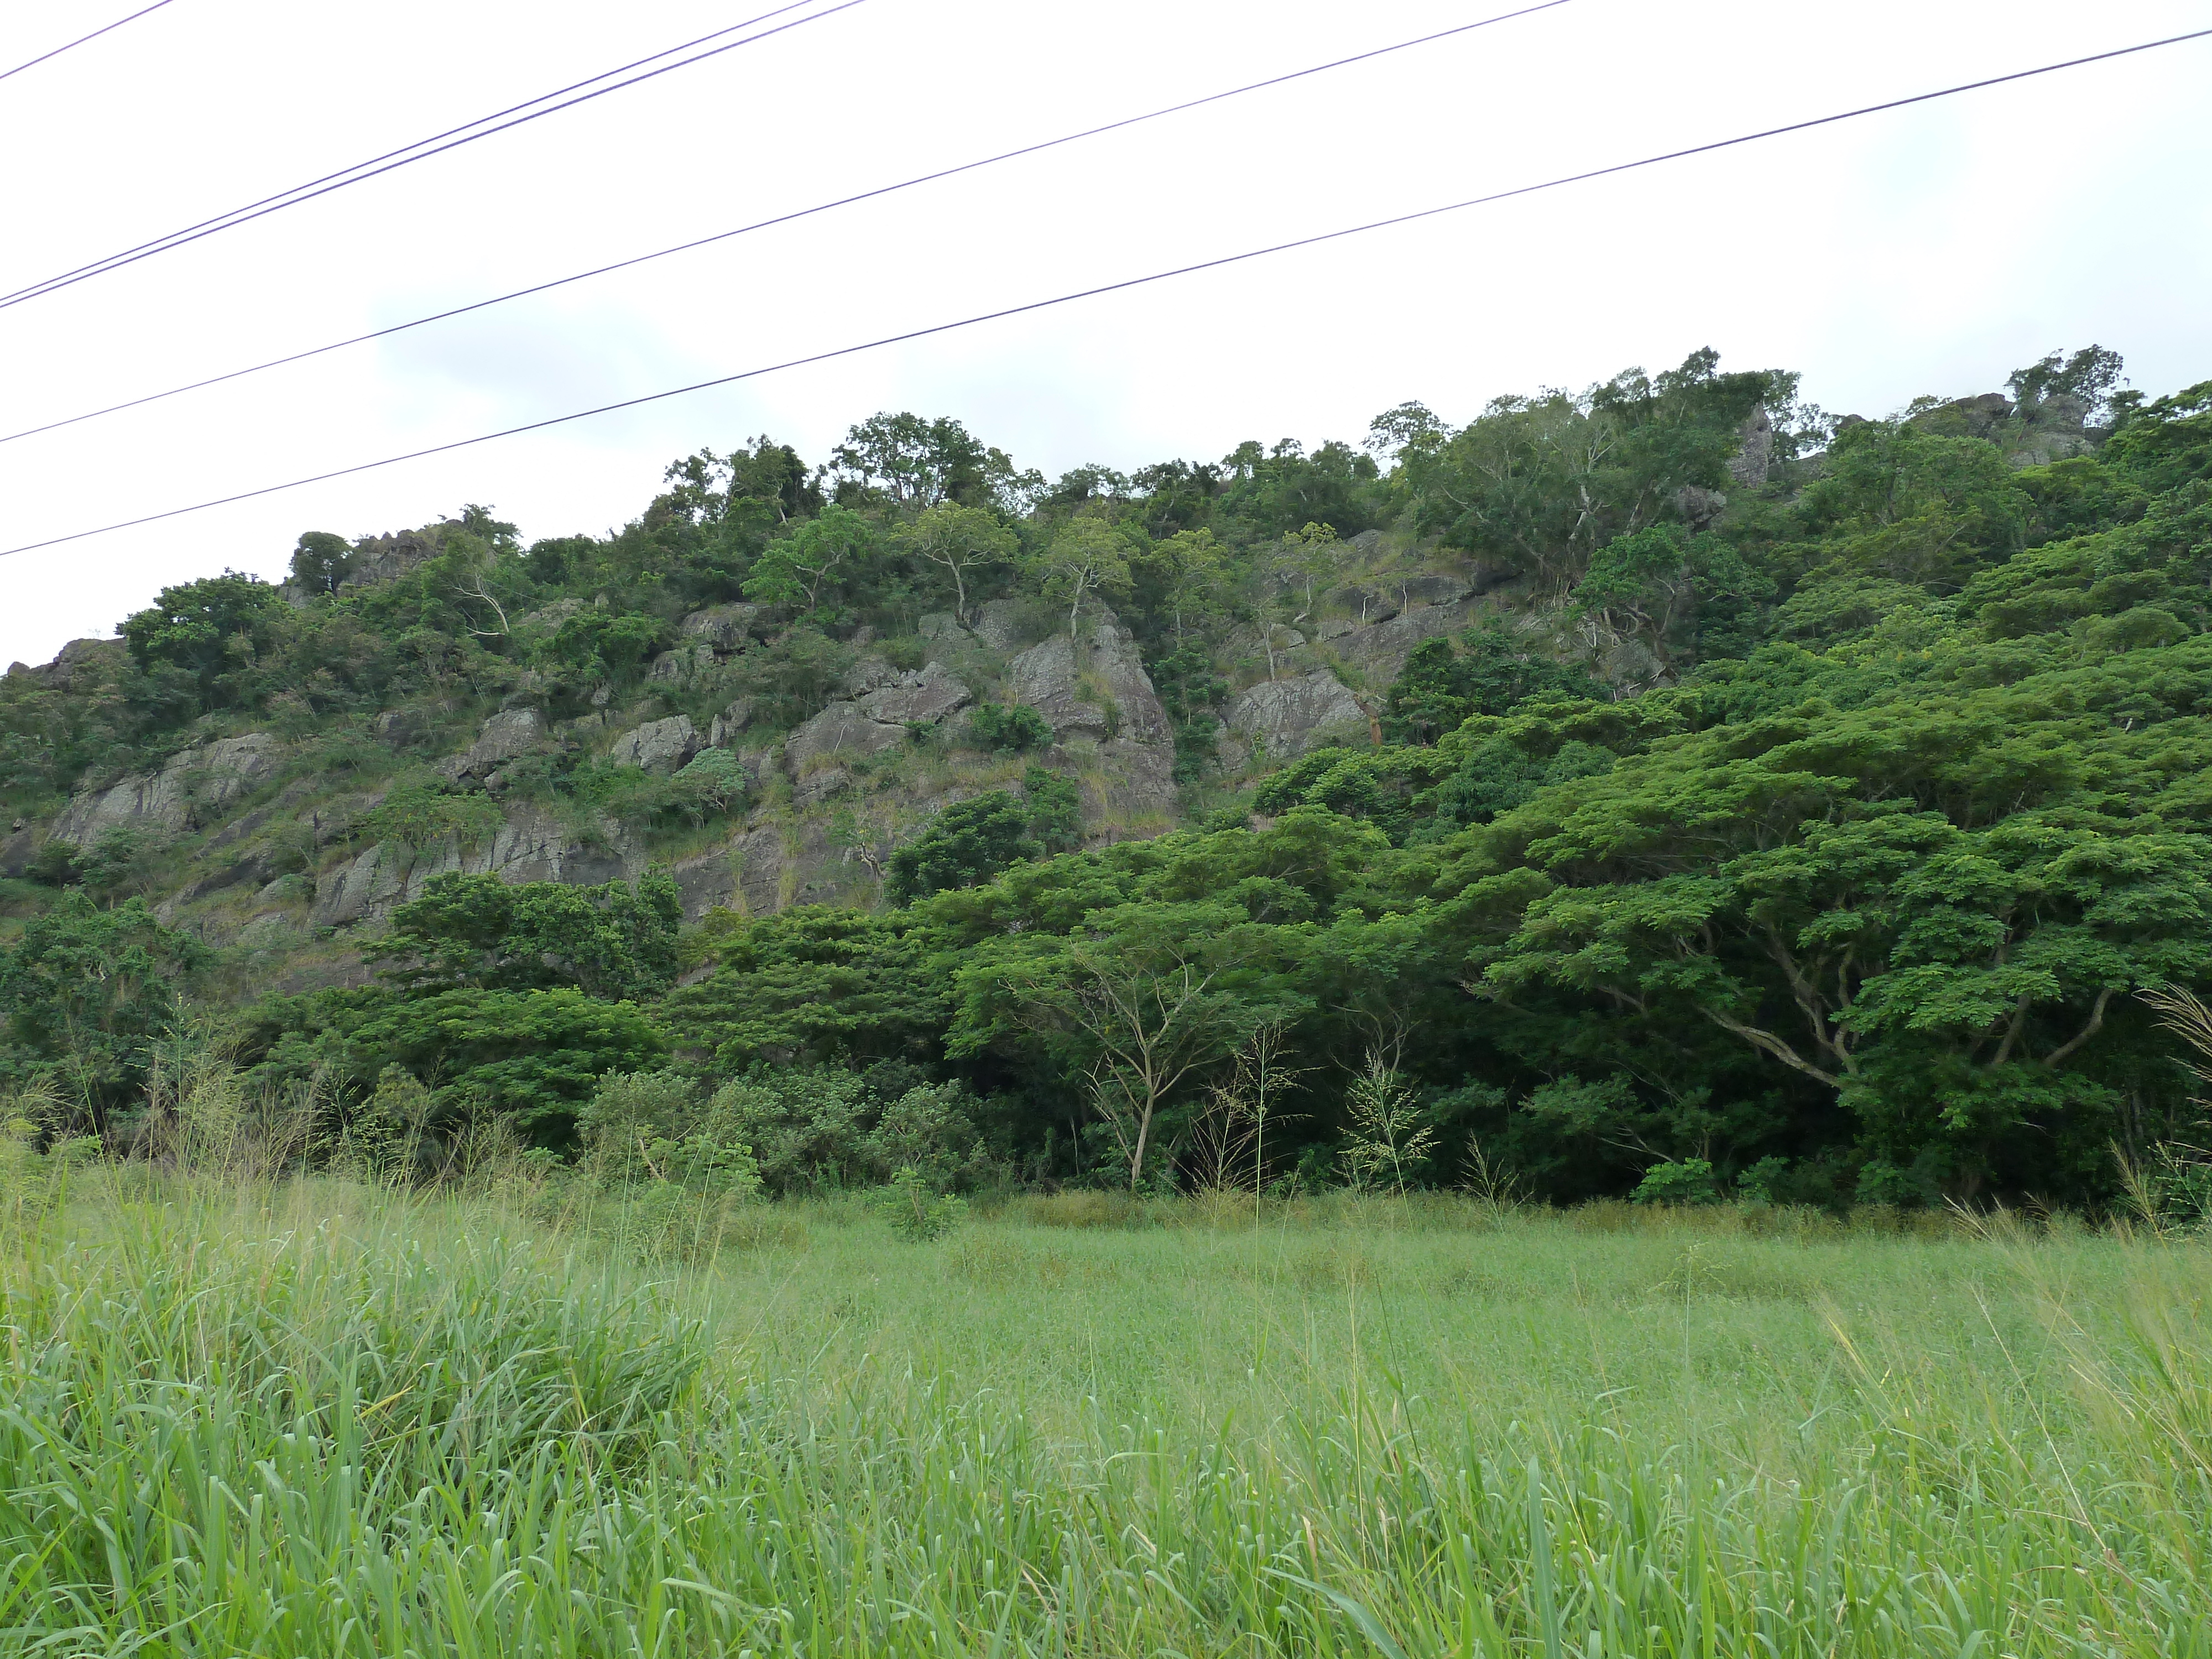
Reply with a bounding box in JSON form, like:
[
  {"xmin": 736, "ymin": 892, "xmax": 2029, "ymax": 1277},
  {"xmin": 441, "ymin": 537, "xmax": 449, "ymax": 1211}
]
[
  {"xmin": 1224, "ymin": 671, "xmax": 1370, "ymax": 761},
  {"xmin": 607, "ymin": 714, "xmax": 701, "ymax": 774}
]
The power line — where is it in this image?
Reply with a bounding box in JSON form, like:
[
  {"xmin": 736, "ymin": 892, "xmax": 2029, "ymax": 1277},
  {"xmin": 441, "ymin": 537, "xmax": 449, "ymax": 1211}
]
[
  {"xmin": 6, "ymin": 25, "xmax": 2206, "ymax": 562},
  {"xmin": 0, "ymin": 0, "xmax": 1575, "ymax": 448},
  {"xmin": 0, "ymin": 0, "xmax": 178, "ymax": 87},
  {"xmin": 0, "ymin": 0, "xmax": 865, "ymax": 312}
]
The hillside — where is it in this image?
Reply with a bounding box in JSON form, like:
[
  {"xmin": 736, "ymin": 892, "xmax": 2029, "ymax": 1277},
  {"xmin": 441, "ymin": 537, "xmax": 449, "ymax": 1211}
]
[{"xmin": 6, "ymin": 344, "xmax": 2210, "ymax": 1209}]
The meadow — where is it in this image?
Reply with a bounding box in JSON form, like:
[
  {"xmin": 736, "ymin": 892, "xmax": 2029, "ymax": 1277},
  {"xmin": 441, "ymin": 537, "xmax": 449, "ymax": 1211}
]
[{"xmin": 1, "ymin": 1169, "xmax": 2206, "ymax": 1656}]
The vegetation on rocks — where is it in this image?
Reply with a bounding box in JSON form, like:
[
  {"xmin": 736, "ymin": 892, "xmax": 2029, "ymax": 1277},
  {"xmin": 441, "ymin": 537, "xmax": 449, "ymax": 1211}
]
[{"xmin": 4, "ymin": 344, "xmax": 2210, "ymax": 1211}]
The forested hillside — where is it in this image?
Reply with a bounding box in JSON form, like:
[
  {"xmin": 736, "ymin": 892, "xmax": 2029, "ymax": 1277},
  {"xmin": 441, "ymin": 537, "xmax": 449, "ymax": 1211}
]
[{"xmin": 6, "ymin": 343, "xmax": 2209, "ymax": 1208}]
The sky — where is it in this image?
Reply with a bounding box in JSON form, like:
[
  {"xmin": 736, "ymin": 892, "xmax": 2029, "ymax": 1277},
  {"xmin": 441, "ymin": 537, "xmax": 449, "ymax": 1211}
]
[{"xmin": 1, "ymin": 0, "xmax": 2208, "ymax": 669}]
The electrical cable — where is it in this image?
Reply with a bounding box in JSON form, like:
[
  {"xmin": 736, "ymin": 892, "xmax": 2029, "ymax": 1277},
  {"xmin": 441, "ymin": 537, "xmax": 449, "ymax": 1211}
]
[
  {"xmin": 0, "ymin": 0, "xmax": 865, "ymax": 311},
  {"xmin": 0, "ymin": 0, "xmax": 1575, "ymax": 448},
  {"xmin": 0, "ymin": 0, "xmax": 178, "ymax": 87},
  {"xmin": 5, "ymin": 24, "xmax": 2206, "ymax": 562}
]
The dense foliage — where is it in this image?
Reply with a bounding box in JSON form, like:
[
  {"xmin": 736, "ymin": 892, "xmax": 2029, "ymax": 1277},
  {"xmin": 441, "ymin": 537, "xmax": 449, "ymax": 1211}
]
[{"xmin": 6, "ymin": 345, "xmax": 2209, "ymax": 1208}]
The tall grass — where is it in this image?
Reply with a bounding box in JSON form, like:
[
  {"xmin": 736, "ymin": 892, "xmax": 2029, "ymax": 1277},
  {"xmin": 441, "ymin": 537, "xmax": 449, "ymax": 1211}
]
[{"xmin": 1, "ymin": 1169, "xmax": 2207, "ymax": 1655}]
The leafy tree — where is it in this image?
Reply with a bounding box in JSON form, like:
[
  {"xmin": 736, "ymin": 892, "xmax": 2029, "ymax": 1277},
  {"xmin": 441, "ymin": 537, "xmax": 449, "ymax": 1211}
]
[
  {"xmin": 1128, "ymin": 527, "xmax": 1229, "ymax": 643},
  {"xmin": 290, "ymin": 531, "xmax": 356, "ymax": 594},
  {"xmin": 961, "ymin": 901, "xmax": 1293, "ymax": 1188},
  {"xmin": 743, "ymin": 505, "xmax": 879, "ymax": 622},
  {"xmin": 968, "ymin": 702, "xmax": 1053, "ymax": 753},
  {"xmin": 0, "ymin": 891, "xmax": 207, "ymax": 1120},
  {"xmin": 260, "ymin": 986, "xmax": 665, "ymax": 1142},
  {"xmin": 119, "ymin": 570, "xmax": 284, "ymax": 710},
  {"xmin": 1026, "ymin": 518, "xmax": 1132, "ymax": 638},
  {"xmin": 536, "ymin": 609, "xmax": 669, "ymax": 687},
  {"xmin": 1405, "ymin": 351, "xmax": 1779, "ymax": 590},
  {"xmin": 662, "ymin": 908, "xmax": 946, "ymax": 1071},
  {"xmin": 1383, "ymin": 624, "xmax": 1604, "ymax": 744},
  {"xmin": 2104, "ymin": 379, "xmax": 2212, "ymax": 491},
  {"xmin": 361, "ymin": 780, "xmax": 505, "ymax": 850},
  {"xmin": 1571, "ymin": 524, "xmax": 1764, "ymax": 674},
  {"xmin": 368, "ymin": 872, "xmax": 682, "ymax": 1002},
  {"xmin": 898, "ymin": 503, "xmax": 1018, "ymax": 624},
  {"xmin": 888, "ymin": 767, "xmax": 1081, "ymax": 904},
  {"xmin": 829, "ymin": 412, "xmax": 1040, "ymax": 512}
]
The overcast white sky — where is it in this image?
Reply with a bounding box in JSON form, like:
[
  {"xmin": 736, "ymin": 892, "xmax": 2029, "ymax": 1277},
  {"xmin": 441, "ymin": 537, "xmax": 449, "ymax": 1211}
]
[{"xmin": 2, "ymin": 0, "xmax": 2208, "ymax": 669}]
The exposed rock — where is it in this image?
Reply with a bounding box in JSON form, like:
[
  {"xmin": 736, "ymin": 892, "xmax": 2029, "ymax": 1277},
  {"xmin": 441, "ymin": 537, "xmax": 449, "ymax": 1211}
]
[
  {"xmin": 20, "ymin": 637, "xmax": 125, "ymax": 691},
  {"xmin": 1938, "ymin": 392, "xmax": 2012, "ymax": 440},
  {"xmin": 648, "ymin": 644, "xmax": 719, "ymax": 684},
  {"xmin": 858, "ymin": 661, "xmax": 972, "ymax": 726},
  {"xmin": 309, "ymin": 804, "xmax": 636, "ymax": 928},
  {"xmin": 793, "ymin": 766, "xmax": 853, "ymax": 805},
  {"xmin": 517, "ymin": 598, "xmax": 585, "ymax": 632},
  {"xmin": 0, "ymin": 825, "xmax": 36, "ymax": 879},
  {"xmin": 972, "ymin": 598, "xmax": 1040, "ymax": 652},
  {"xmin": 178, "ymin": 853, "xmax": 275, "ymax": 902},
  {"xmin": 1674, "ymin": 485, "xmax": 1728, "ymax": 530},
  {"xmin": 919, "ymin": 612, "xmax": 976, "ymax": 658},
  {"xmin": 51, "ymin": 734, "xmax": 284, "ymax": 845},
  {"xmin": 1330, "ymin": 569, "xmax": 1494, "ymax": 630},
  {"xmin": 678, "ymin": 603, "xmax": 761, "ymax": 653},
  {"xmin": 2011, "ymin": 392, "xmax": 2094, "ymax": 466},
  {"xmin": 708, "ymin": 697, "xmax": 756, "ymax": 748},
  {"xmin": 1224, "ymin": 671, "xmax": 1370, "ymax": 761},
  {"xmin": 607, "ymin": 714, "xmax": 701, "ymax": 774},
  {"xmin": 840, "ymin": 656, "xmax": 899, "ymax": 696},
  {"xmin": 234, "ymin": 914, "xmax": 304, "ymax": 951},
  {"xmin": 1006, "ymin": 616, "xmax": 1171, "ymax": 745},
  {"xmin": 1728, "ymin": 405, "xmax": 1773, "ymax": 487},
  {"xmin": 784, "ymin": 702, "xmax": 907, "ymax": 770},
  {"xmin": 1076, "ymin": 738, "xmax": 1180, "ymax": 835},
  {"xmin": 433, "ymin": 708, "xmax": 546, "ymax": 782},
  {"xmin": 1330, "ymin": 597, "xmax": 1491, "ymax": 683},
  {"xmin": 372, "ymin": 708, "xmax": 427, "ymax": 748},
  {"xmin": 341, "ymin": 531, "xmax": 439, "ymax": 592}
]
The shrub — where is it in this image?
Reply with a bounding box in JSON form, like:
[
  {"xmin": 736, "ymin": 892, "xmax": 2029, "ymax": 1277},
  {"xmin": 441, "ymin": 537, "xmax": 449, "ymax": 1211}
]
[
  {"xmin": 871, "ymin": 1166, "xmax": 967, "ymax": 1240},
  {"xmin": 968, "ymin": 702, "xmax": 1052, "ymax": 753},
  {"xmin": 363, "ymin": 778, "xmax": 504, "ymax": 849},
  {"xmin": 1633, "ymin": 1159, "xmax": 1723, "ymax": 1206}
]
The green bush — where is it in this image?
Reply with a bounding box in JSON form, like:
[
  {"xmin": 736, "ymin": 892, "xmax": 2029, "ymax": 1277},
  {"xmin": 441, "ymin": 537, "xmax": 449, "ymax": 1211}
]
[
  {"xmin": 870, "ymin": 1165, "xmax": 967, "ymax": 1240},
  {"xmin": 1632, "ymin": 1159, "xmax": 1723, "ymax": 1206},
  {"xmin": 968, "ymin": 702, "xmax": 1053, "ymax": 753}
]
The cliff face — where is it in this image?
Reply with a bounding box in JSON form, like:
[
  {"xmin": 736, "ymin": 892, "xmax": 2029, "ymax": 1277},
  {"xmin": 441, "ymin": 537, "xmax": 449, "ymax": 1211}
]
[{"xmin": 3, "ymin": 534, "xmax": 1524, "ymax": 986}]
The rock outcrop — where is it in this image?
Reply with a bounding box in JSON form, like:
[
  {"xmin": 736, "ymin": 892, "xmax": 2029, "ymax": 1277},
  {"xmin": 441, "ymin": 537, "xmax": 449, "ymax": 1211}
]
[
  {"xmin": 11, "ymin": 637, "xmax": 124, "ymax": 688},
  {"xmin": 1728, "ymin": 405, "xmax": 1773, "ymax": 487},
  {"xmin": 433, "ymin": 708, "xmax": 546, "ymax": 783},
  {"xmin": 51, "ymin": 734, "xmax": 284, "ymax": 844},
  {"xmin": 784, "ymin": 664, "xmax": 975, "ymax": 772},
  {"xmin": 309, "ymin": 804, "xmax": 638, "ymax": 928},
  {"xmin": 677, "ymin": 603, "xmax": 763, "ymax": 653},
  {"xmin": 607, "ymin": 715, "xmax": 701, "ymax": 774},
  {"xmin": 1328, "ymin": 598, "xmax": 1491, "ymax": 684},
  {"xmin": 1224, "ymin": 672, "xmax": 1369, "ymax": 761},
  {"xmin": 1006, "ymin": 615, "xmax": 1171, "ymax": 745},
  {"xmin": 708, "ymin": 698, "xmax": 756, "ymax": 748}
]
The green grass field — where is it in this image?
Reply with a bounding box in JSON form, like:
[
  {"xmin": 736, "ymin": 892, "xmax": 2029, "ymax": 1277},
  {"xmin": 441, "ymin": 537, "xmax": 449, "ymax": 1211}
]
[{"xmin": 3, "ymin": 1175, "xmax": 2208, "ymax": 1655}]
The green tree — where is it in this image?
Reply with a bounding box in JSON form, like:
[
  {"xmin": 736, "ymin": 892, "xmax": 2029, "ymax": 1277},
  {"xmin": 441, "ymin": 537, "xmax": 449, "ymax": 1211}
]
[
  {"xmin": 0, "ymin": 892, "xmax": 207, "ymax": 1121},
  {"xmin": 898, "ymin": 502, "xmax": 1018, "ymax": 624},
  {"xmin": 1026, "ymin": 518, "xmax": 1132, "ymax": 638},
  {"xmin": 119, "ymin": 570, "xmax": 284, "ymax": 710},
  {"xmin": 1382, "ymin": 624, "xmax": 1604, "ymax": 744},
  {"xmin": 289, "ymin": 531, "xmax": 356, "ymax": 594},
  {"xmin": 743, "ymin": 505, "xmax": 879, "ymax": 622},
  {"xmin": 888, "ymin": 767, "xmax": 1082, "ymax": 904},
  {"xmin": 368, "ymin": 872, "xmax": 682, "ymax": 1002},
  {"xmin": 661, "ymin": 909, "xmax": 946, "ymax": 1071}
]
